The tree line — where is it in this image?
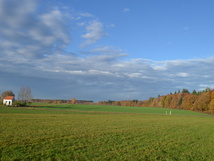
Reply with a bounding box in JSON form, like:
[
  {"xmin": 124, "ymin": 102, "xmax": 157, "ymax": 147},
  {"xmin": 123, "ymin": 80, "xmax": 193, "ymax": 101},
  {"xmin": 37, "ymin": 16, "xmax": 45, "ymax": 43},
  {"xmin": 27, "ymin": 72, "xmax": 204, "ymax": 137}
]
[
  {"xmin": 97, "ymin": 88, "xmax": 214, "ymax": 114},
  {"xmin": 1, "ymin": 86, "xmax": 214, "ymax": 114},
  {"xmin": 31, "ymin": 98, "xmax": 93, "ymax": 104}
]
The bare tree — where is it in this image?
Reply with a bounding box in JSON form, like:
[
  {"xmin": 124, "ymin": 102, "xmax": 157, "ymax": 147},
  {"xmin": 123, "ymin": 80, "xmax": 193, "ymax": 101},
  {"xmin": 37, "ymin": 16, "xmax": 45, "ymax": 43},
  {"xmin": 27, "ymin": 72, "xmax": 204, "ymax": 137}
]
[
  {"xmin": 18, "ymin": 87, "xmax": 25, "ymax": 100},
  {"xmin": 25, "ymin": 87, "xmax": 32, "ymax": 101},
  {"xmin": 18, "ymin": 87, "xmax": 32, "ymax": 101}
]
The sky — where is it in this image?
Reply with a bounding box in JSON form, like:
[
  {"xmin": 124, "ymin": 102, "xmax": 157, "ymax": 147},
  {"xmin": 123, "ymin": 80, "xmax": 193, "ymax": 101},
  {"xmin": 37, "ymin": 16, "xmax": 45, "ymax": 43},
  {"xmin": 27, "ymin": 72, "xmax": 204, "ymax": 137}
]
[{"xmin": 1, "ymin": 0, "xmax": 214, "ymax": 102}]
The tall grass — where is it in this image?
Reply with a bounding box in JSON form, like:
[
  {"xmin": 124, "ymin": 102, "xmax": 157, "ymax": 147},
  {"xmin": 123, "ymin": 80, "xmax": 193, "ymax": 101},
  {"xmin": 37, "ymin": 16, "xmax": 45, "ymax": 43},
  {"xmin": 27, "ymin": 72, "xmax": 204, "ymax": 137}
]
[{"xmin": 0, "ymin": 106, "xmax": 213, "ymax": 160}]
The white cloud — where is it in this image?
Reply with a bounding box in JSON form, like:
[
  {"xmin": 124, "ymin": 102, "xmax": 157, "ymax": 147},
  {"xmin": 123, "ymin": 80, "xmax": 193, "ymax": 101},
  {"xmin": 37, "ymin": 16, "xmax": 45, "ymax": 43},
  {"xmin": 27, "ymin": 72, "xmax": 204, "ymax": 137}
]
[
  {"xmin": 80, "ymin": 20, "xmax": 106, "ymax": 47},
  {"xmin": 1, "ymin": 46, "xmax": 214, "ymax": 101},
  {"xmin": 176, "ymin": 72, "xmax": 189, "ymax": 77},
  {"xmin": 91, "ymin": 46, "xmax": 127, "ymax": 56},
  {"xmin": 0, "ymin": 0, "xmax": 71, "ymax": 58}
]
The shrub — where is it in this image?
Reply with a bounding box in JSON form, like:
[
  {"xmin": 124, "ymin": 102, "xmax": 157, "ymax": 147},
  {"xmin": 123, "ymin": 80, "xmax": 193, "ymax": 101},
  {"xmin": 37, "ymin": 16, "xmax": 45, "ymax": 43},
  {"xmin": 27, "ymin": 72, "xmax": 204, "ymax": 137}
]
[{"xmin": 13, "ymin": 101, "xmax": 27, "ymax": 107}]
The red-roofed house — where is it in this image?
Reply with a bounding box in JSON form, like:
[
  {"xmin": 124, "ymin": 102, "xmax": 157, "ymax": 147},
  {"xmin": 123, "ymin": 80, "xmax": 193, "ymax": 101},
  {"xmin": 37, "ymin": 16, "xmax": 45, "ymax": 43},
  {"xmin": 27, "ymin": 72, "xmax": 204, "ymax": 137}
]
[{"xmin": 3, "ymin": 96, "xmax": 15, "ymax": 106}]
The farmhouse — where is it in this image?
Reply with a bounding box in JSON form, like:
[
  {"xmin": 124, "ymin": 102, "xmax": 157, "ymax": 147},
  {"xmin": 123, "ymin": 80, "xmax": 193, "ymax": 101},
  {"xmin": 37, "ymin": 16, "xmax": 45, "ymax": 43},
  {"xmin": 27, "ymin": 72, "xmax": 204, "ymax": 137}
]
[{"xmin": 3, "ymin": 96, "xmax": 15, "ymax": 106}]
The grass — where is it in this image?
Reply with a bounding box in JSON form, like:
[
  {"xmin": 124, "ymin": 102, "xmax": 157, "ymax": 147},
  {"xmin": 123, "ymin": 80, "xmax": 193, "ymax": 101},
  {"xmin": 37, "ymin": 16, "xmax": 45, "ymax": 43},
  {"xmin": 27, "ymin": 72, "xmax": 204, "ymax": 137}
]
[
  {"xmin": 0, "ymin": 105, "xmax": 213, "ymax": 160},
  {"xmin": 32, "ymin": 103, "xmax": 208, "ymax": 115}
]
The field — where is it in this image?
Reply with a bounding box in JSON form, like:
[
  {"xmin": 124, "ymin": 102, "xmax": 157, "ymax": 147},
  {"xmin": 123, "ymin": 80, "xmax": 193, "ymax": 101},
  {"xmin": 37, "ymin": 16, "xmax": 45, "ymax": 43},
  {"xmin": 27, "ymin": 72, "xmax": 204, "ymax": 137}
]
[{"xmin": 0, "ymin": 104, "xmax": 213, "ymax": 160}]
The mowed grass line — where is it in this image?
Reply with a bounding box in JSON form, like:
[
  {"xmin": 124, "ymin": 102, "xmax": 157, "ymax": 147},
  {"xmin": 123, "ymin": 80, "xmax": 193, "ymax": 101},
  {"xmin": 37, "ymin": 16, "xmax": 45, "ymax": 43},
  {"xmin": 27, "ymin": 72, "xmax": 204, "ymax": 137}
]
[
  {"xmin": 0, "ymin": 107, "xmax": 213, "ymax": 160},
  {"xmin": 33, "ymin": 103, "xmax": 208, "ymax": 115}
]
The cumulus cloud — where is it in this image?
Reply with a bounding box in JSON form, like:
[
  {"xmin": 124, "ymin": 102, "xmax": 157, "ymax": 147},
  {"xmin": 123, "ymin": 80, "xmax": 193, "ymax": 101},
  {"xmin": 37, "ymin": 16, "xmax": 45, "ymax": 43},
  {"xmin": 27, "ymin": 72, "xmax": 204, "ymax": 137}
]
[
  {"xmin": 1, "ymin": 44, "xmax": 214, "ymax": 101},
  {"xmin": 80, "ymin": 20, "xmax": 106, "ymax": 47},
  {"xmin": 0, "ymin": 0, "xmax": 71, "ymax": 59}
]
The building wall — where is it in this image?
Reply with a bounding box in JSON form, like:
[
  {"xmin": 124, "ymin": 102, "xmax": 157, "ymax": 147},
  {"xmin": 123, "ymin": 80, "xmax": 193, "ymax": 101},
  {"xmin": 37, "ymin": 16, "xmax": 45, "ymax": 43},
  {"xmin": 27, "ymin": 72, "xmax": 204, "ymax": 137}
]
[{"xmin": 3, "ymin": 99, "xmax": 13, "ymax": 106}]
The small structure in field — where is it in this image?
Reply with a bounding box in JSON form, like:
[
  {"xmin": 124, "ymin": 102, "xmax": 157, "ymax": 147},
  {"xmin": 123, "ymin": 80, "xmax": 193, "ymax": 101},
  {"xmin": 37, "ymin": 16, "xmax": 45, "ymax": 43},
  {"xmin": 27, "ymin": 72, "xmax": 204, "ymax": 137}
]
[{"xmin": 3, "ymin": 96, "xmax": 15, "ymax": 106}]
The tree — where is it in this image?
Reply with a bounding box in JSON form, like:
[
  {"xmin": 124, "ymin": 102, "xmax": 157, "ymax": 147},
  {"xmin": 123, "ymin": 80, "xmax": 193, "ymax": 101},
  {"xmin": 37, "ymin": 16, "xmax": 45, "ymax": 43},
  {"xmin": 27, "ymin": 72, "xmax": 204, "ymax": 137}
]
[
  {"xmin": 178, "ymin": 97, "xmax": 183, "ymax": 108},
  {"xmin": 204, "ymin": 87, "xmax": 211, "ymax": 92},
  {"xmin": 25, "ymin": 87, "xmax": 32, "ymax": 101},
  {"xmin": 194, "ymin": 92, "xmax": 211, "ymax": 111},
  {"xmin": 182, "ymin": 89, "xmax": 189, "ymax": 94},
  {"xmin": 170, "ymin": 93, "xmax": 182, "ymax": 109},
  {"xmin": 132, "ymin": 99, "xmax": 138, "ymax": 106},
  {"xmin": 164, "ymin": 95, "xmax": 173, "ymax": 108},
  {"xmin": 210, "ymin": 91, "xmax": 214, "ymax": 100},
  {"xmin": 181, "ymin": 94, "xmax": 197, "ymax": 110},
  {"xmin": 18, "ymin": 87, "xmax": 32, "ymax": 101},
  {"xmin": 71, "ymin": 98, "xmax": 77, "ymax": 104},
  {"xmin": 18, "ymin": 87, "xmax": 25, "ymax": 100},
  {"xmin": 1, "ymin": 90, "xmax": 15, "ymax": 99},
  {"xmin": 208, "ymin": 99, "xmax": 214, "ymax": 114},
  {"xmin": 192, "ymin": 90, "xmax": 197, "ymax": 95}
]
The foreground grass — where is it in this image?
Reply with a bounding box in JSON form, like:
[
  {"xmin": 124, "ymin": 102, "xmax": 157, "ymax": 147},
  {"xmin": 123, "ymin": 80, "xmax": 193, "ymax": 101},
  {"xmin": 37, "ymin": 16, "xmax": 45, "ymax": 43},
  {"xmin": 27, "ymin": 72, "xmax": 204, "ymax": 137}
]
[{"xmin": 0, "ymin": 107, "xmax": 213, "ymax": 161}]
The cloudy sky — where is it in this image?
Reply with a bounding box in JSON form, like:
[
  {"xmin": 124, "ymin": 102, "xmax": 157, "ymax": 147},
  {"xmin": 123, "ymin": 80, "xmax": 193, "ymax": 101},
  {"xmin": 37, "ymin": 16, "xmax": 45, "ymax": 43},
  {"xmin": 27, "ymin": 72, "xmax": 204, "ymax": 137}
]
[{"xmin": 1, "ymin": 0, "xmax": 214, "ymax": 102}]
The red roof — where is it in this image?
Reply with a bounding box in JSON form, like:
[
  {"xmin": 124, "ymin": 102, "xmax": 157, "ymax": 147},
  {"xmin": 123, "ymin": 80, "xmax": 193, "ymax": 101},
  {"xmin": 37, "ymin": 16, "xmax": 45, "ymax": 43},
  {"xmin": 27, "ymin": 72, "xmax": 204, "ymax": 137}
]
[{"xmin": 3, "ymin": 96, "xmax": 15, "ymax": 100}]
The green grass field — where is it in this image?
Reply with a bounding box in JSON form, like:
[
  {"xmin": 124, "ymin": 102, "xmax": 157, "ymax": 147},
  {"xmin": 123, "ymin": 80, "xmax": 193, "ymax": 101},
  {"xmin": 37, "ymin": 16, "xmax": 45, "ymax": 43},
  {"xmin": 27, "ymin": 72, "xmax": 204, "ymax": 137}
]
[
  {"xmin": 0, "ymin": 104, "xmax": 213, "ymax": 160},
  {"xmin": 32, "ymin": 103, "xmax": 208, "ymax": 115}
]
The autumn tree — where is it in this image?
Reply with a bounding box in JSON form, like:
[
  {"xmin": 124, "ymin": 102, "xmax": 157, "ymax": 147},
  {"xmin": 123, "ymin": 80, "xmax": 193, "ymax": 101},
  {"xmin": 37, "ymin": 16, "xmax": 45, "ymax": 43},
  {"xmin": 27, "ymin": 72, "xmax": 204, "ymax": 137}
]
[
  {"xmin": 210, "ymin": 90, "xmax": 214, "ymax": 100},
  {"xmin": 181, "ymin": 94, "xmax": 197, "ymax": 110},
  {"xmin": 170, "ymin": 93, "xmax": 182, "ymax": 109},
  {"xmin": 137, "ymin": 101, "xmax": 145, "ymax": 107},
  {"xmin": 164, "ymin": 95, "xmax": 173, "ymax": 108},
  {"xmin": 208, "ymin": 99, "xmax": 214, "ymax": 114},
  {"xmin": 71, "ymin": 98, "xmax": 77, "ymax": 104},
  {"xmin": 131, "ymin": 99, "xmax": 139, "ymax": 106},
  {"xmin": 1, "ymin": 90, "xmax": 15, "ymax": 99},
  {"xmin": 161, "ymin": 96, "xmax": 167, "ymax": 108},
  {"xmin": 113, "ymin": 101, "xmax": 121, "ymax": 106},
  {"xmin": 150, "ymin": 98, "xmax": 158, "ymax": 107},
  {"xmin": 193, "ymin": 92, "xmax": 211, "ymax": 112},
  {"xmin": 157, "ymin": 96, "xmax": 166, "ymax": 108}
]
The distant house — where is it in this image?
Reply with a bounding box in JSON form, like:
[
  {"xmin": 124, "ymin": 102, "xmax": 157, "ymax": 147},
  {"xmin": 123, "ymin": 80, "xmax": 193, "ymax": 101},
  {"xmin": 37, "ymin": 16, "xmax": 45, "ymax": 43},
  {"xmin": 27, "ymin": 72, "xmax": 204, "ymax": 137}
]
[{"xmin": 3, "ymin": 96, "xmax": 15, "ymax": 106}]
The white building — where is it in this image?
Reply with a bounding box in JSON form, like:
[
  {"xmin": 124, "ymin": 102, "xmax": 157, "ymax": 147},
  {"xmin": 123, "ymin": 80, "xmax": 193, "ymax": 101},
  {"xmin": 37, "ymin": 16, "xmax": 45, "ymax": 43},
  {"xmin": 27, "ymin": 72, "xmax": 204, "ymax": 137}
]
[{"xmin": 3, "ymin": 96, "xmax": 15, "ymax": 106}]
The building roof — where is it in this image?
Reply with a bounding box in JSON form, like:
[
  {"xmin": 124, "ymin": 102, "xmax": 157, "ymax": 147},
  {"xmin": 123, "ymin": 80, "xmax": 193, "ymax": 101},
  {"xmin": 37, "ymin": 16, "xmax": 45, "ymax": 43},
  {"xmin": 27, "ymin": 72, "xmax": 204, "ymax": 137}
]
[{"xmin": 3, "ymin": 96, "xmax": 15, "ymax": 100}]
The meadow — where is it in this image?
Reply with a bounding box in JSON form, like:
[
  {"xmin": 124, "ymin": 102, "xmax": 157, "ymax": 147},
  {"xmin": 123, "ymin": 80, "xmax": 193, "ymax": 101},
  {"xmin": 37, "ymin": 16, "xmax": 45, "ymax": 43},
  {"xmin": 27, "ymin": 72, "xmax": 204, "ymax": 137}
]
[
  {"xmin": 31, "ymin": 103, "xmax": 208, "ymax": 115},
  {"xmin": 0, "ymin": 104, "xmax": 213, "ymax": 160}
]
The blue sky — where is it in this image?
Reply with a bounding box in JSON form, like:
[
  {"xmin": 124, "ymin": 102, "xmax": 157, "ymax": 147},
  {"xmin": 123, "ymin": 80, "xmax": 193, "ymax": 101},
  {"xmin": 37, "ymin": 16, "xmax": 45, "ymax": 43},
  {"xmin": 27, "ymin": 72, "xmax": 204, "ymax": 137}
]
[{"xmin": 1, "ymin": 0, "xmax": 214, "ymax": 101}]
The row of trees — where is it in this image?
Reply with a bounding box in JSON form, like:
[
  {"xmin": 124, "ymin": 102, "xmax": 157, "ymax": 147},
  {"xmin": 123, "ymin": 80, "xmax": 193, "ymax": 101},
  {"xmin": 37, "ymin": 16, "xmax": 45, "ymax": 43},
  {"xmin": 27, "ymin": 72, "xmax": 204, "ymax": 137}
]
[
  {"xmin": 31, "ymin": 98, "xmax": 93, "ymax": 104},
  {"xmin": 97, "ymin": 88, "xmax": 214, "ymax": 114}
]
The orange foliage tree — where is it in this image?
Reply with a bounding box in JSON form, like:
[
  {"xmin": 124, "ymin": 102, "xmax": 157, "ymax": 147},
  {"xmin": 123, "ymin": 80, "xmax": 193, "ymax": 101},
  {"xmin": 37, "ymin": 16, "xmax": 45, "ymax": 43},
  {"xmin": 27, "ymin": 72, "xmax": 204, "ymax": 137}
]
[
  {"xmin": 181, "ymin": 94, "xmax": 197, "ymax": 110},
  {"xmin": 193, "ymin": 92, "xmax": 211, "ymax": 112}
]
